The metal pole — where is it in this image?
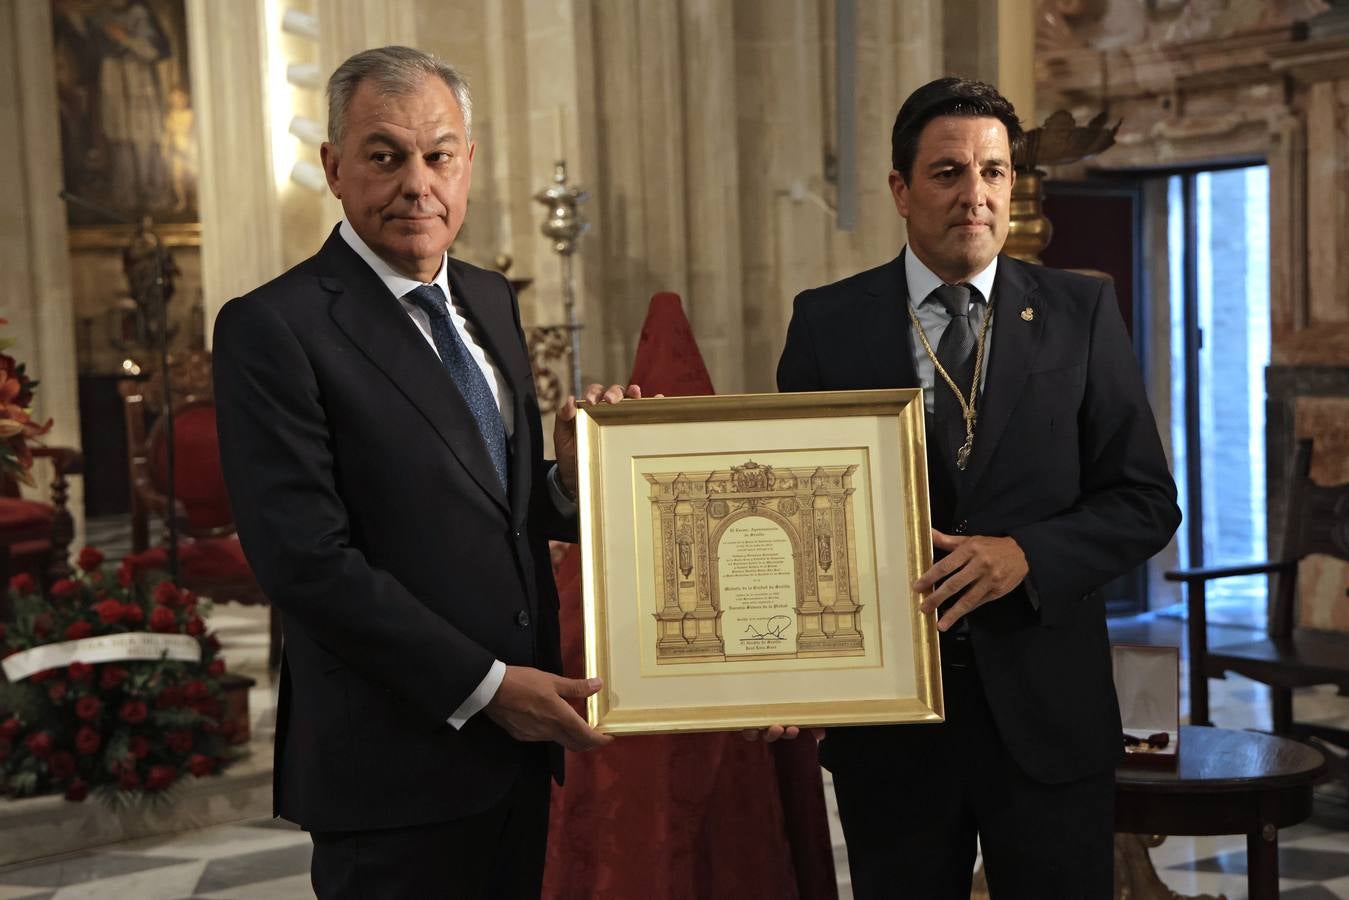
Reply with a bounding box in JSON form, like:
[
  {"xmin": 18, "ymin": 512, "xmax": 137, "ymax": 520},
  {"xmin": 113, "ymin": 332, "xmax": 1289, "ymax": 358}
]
[{"xmin": 561, "ymin": 253, "xmax": 581, "ymax": 396}]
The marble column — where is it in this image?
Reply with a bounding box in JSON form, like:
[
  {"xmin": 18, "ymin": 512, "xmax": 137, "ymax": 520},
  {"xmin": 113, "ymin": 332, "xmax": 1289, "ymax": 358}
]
[
  {"xmin": 187, "ymin": 0, "xmax": 283, "ymax": 335},
  {"xmin": 0, "ymin": 0, "xmax": 84, "ymax": 542}
]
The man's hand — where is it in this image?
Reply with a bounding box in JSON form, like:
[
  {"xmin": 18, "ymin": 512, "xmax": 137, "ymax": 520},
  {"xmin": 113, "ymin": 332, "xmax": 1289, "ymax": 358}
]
[
  {"xmin": 484, "ymin": 665, "xmax": 614, "ymax": 752},
  {"xmin": 554, "ymin": 383, "xmax": 643, "ymax": 497},
  {"xmin": 915, "ymin": 529, "xmax": 1029, "ymax": 631},
  {"xmin": 740, "ymin": 726, "xmax": 825, "ymax": 743}
]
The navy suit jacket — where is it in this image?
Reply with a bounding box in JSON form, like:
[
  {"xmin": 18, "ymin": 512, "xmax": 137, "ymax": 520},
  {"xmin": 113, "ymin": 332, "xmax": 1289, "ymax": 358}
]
[
  {"xmin": 777, "ymin": 252, "xmax": 1180, "ymax": 784},
  {"xmin": 214, "ymin": 227, "xmax": 573, "ymax": 830}
]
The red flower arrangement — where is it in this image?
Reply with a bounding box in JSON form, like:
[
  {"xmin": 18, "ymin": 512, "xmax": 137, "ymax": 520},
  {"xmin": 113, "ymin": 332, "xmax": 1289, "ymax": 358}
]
[
  {"xmin": 0, "ymin": 547, "xmax": 240, "ymax": 803},
  {"xmin": 0, "ymin": 321, "xmax": 52, "ymax": 485}
]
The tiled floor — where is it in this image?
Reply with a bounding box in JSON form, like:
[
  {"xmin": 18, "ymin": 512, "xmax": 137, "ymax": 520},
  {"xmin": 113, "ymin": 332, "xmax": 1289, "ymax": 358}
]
[{"xmin": 3, "ymin": 524, "xmax": 1346, "ymax": 898}]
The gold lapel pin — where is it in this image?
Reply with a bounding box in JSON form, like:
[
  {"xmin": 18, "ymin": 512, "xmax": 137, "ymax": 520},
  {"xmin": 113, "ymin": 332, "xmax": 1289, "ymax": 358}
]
[{"xmin": 1020, "ymin": 307, "xmax": 1035, "ymax": 322}]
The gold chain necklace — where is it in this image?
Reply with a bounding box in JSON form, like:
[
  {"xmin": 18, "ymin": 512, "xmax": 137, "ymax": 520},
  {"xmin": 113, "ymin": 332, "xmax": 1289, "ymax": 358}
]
[{"xmin": 908, "ymin": 297, "xmax": 995, "ymax": 470}]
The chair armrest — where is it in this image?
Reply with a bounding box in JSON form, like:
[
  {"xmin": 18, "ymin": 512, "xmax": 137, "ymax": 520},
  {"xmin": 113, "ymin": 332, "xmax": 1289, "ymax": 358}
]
[
  {"xmin": 32, "ymin": 446, "xmax": 83, "ymax": 477},
  {"xmin": 1164, "ymin": 560, "xmax": 1296, "ymax": 583}
]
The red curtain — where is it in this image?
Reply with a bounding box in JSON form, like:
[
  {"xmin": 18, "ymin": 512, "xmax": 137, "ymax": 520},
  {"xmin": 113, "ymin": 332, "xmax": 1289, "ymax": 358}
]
[{"xmin": 542, "ymin": 294, "xmax": 837, "ymax": 900}]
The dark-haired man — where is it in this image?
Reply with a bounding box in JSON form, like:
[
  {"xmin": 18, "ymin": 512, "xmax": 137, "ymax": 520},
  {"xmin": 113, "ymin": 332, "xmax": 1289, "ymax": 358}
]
[{"xmin": 776, "ymin": 77, "xmax": 1180, "ymax": 898}]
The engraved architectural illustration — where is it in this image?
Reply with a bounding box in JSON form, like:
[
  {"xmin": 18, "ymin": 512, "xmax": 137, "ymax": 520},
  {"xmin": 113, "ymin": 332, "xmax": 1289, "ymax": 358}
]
[{"xmin": 644, "ymin": 460, "xmax": 865, "ymax": 664}]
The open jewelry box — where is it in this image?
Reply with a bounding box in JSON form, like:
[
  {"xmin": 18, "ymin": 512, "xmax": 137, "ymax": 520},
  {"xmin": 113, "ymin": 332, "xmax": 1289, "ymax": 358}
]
[{"xmin": 1112, "ymin": 644, "xmax": 1180, "ymax": 767}]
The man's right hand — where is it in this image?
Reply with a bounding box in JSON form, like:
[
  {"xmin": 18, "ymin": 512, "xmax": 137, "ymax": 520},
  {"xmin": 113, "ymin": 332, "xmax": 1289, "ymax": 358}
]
[{"xmin": 484, "ymin": 665, "xmax": 614, "ymax": 752}]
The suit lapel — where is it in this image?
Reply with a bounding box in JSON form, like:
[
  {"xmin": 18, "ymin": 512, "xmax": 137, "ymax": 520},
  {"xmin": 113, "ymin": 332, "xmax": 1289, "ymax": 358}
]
[
  {"xmin": 320, "ymin": 231, "xmax": 511, "ymax": 515},
  {"xmin": 862, "ymin": 253, "xmax": 921, "ymax": 392},
  {"xmin": 963, "ymin": 255, "xmax": 1043, "ymax": 494},
  {"xmin": 445, "ymin": 260, "xmax": 535, "ymax": 527}
]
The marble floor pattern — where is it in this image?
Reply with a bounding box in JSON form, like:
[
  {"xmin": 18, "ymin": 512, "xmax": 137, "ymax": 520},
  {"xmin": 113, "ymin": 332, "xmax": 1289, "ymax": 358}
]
[{"xmin": 2, "ymin": 524, "xmax": 1346, "ymax": 898}]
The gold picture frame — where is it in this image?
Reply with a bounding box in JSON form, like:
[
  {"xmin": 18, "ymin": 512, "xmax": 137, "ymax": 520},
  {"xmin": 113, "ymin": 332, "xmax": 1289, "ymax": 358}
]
[{"xmin": 577, "ymin": 389, "xmax": 942, "ymax": 735}]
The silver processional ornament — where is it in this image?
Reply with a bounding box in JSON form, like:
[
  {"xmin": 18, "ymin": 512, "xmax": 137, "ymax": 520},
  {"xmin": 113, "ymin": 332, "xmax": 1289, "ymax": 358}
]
[{"xmin": 533, "ymin": 160, "xmax": 589, "ymax": 396}]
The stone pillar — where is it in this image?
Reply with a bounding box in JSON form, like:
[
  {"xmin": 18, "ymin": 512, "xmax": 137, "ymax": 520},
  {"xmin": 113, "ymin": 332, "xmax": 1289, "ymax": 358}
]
[
  {"xmin": 0, "ymin": 0, "xmax": 84, "ymax": 544},
  {"xmin": 187, "ymin": 0, "xmax": 283, "ymax": 335}
]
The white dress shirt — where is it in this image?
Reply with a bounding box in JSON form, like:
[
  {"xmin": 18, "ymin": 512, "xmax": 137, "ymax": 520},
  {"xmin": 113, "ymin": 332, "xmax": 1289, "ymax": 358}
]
[{"xmin": 338, "ymin": 221, "xmax": 573, "ymax": 729}]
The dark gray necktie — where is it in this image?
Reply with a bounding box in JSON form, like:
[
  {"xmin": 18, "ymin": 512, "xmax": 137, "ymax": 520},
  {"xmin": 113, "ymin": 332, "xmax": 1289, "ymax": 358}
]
[
  {"xmin": 405, "ymin": 283, "xmax": 509, "ymax": 489},
  {"xmin": 931, "ymin": 283, "xmax": 977, "ymax": 467}
]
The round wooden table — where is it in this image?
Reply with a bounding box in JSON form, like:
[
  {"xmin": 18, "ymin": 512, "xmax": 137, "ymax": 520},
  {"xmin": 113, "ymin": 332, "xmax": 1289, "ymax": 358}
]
[{"xmin": 1114, "ymin": 725, "xmax": 1327, "ymax": 900}]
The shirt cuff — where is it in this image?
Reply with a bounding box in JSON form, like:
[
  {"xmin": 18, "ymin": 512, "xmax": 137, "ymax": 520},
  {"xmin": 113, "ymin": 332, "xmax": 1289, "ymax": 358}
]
[
  {"xmin": 447, "ymin": 659, "xmax": 506, "ymax": 730},
  {"xmin": 548, "ymin": 463, "xmax": 578, "ymax": 517}
]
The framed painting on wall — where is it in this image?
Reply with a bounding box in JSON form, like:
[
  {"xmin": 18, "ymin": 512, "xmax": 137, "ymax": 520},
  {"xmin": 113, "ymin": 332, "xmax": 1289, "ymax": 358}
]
[{"xmin": 51, "ymin": 0, "xmax": 199, "ymax": 248}]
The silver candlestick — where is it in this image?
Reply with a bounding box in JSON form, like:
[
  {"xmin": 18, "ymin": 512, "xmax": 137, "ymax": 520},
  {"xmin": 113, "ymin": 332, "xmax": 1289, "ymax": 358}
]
[{"xmin": 534, "ymin": 160, "xmax": 589, "ymax": 395}]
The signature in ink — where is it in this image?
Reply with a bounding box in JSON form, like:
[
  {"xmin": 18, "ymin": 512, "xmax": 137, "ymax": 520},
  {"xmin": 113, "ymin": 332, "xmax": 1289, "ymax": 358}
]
[{"xmin": 744, "ymin": 615, "xmax": 792, "ymax": 640}]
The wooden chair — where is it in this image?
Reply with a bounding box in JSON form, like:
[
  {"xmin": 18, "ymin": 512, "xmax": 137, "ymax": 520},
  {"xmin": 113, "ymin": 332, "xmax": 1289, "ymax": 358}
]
[
  {"xmin": 120, "ymin": 350, "xmax": 281, "ymax": 669},
  {"xmin": 1166, "ymin": 439, "xmax": 1349, "ymax": 785},
  {"xmin": 0, "ymin": 446, "xmax": 83, "ymax": 620}
]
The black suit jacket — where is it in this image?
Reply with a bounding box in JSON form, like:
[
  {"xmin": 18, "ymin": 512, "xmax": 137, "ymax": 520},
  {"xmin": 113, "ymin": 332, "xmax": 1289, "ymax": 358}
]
[
  {"xmin": 777, "ymin": 252, "xmax": 1180, "ymax": 784},
  {"xmin": 213, "ymin": 227, "xmax": 573, "ymax": 831}
]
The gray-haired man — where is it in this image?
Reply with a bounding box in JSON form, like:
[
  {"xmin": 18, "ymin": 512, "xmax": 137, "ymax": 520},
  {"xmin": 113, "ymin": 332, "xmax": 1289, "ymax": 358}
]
[{"xmin": 214, "ymin": 46, "xmax": 634, "ymax": 898}]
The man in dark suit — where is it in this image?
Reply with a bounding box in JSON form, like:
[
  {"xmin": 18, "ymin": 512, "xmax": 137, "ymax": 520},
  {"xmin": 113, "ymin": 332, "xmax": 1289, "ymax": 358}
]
[
  {"xmin": 775, "ymin": 78, "xmax": 1180, "ymax": 898},
  {"xmin": 213, "ymin": 46, "xmax": 634, "ymax": 899}
]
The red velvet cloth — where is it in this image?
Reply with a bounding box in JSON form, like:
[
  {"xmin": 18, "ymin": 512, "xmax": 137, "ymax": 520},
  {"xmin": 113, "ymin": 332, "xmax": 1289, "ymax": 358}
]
[
  {"xmin": 150, "ymin": 403, "xmax": 235, "ymax": 530},
  {"xmin": 542, "ymin": 294, "xmax": 837, "ymax": 900},
  {"xmin": 0, "ymin": 498, "xmax": 54, "ymax": 564},
  {"xmin": 178, "ymin": 535, "xmax": 252, "ymax": 582}
]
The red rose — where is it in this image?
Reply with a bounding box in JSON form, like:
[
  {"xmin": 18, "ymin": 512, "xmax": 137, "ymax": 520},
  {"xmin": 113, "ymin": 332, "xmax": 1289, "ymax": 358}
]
[
  {"xmin": 117, "ymin": 767, "xmax": 141, "ymax": 791},
  {"xmin": 121, "ymin": 603, "xmax": 145, "ymax": 627},
  {"xmin": 207, "ymin": 659, "xmax": 226, "ymax": 677},
  {"xmin": 153, "ymin": 582, "xmax": 181, "ymax": 608},
  {"xmin": 68, "ymin": 661, "xmax": 94, "ymax": 682},
  {"xmin": 75, "ymin": 695, "xmax": 102, "ymax": 721},
  {"xmin": 187, "ymin": 753, "xmax": 215, "ymax": 777},
  {"xmin": 183, "ymin": 680, "xmax": 210, "ymax": 701},
  {"xmin": 118, "ymin": 563, "xmax": 134, "ymax": 588},
  {"xmin": 33, "ymin": 613, "xmax": 52, "ymax": 638},
  {"xmin": 165, "ymin": 730, "xmax": 193, "ymax": 753},
  {"xmin": 0, "ymin": 737, "xmax": 10, "ymax": 761},
  {"xmin": 99, "ymin": 665, "xmax": 128, "ymax": 690},
  {"xmin": 94, "ymin": 599, "xmax": 124, "ymax": 626},
  {"xmin": 28, "ymin": 668, "xmax": 54, "ymax": 683},
  {"xmin": 49, "ymin": 578, "xmax": 78, "ymax": 599},
  {"xmin": 119, "ymin": 699, "xmax": 148, "ymax": 725},
  {"xmin": 74, "ymin": 725, "xmax": 101, "ymax": 755},
  {"xmin": 156, "ymin": 686, "xmax": 184, "ymax": 709},
  {"xmin": 76, "ymin": 547, "xmax": 105, "ymax": 572},
  {"xmin": 182, "ymin": 591, "xmax": 198, "ymax": 610},
  {"xmin": 185, "ymin": 616, "xmax": 205, "ymax": 637},
  {"xmin": 0, "ymin": 716, "xmax": 19, "ymax": 739},
  {"xmin": 64, "ymin": 620, "xmax": 93, "ymax": 641},
  {"xmin": 47, "ymin": 681, "xmax": 68, "ymax": 703},
  {"xmin": 8, "ymin": 572, "xmax": 35, "ymax": 594},
  {"xmin": 128, "ymin": 735, "xmax": 151, "ymax": 759},
  {"xmin": 149, "ymin": 607, "xmax": 177, "ymax": 633},
  {"xmin": 48, "ymin": 751, "xmax": 76, "ymax": 780},
  {"xmin": 146, "ymin": 763, "xmax": 177, "ymax": 791},
  {"xmin": 64, "ymin": 778, "xmax": 89, "ymax": 802},
  {"xmin": 24, "ymin": 731, "xmax": 53, "ymax": 757}
]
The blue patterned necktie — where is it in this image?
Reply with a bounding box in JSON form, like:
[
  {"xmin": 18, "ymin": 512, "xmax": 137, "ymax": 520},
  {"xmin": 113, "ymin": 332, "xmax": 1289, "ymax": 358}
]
[{"xmin": 405, "ymin": 283, "xmax": 509, "ymax": 489}]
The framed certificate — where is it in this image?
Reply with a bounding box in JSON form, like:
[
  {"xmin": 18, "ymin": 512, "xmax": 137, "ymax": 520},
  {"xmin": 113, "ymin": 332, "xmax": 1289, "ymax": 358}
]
[{"xmin": 576, "ymin": 389, "xmax": 942, "ymax": 735}]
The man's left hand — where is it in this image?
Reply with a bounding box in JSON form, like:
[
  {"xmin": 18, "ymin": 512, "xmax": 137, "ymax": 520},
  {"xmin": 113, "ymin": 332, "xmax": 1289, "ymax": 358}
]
[
  {"xmin": 555, "ymin": 383, "xmax": 643, "ymax": 497},
  {"xmin": 915, "ymin": 529, "xmax": 1029, "ymax": 631}
]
